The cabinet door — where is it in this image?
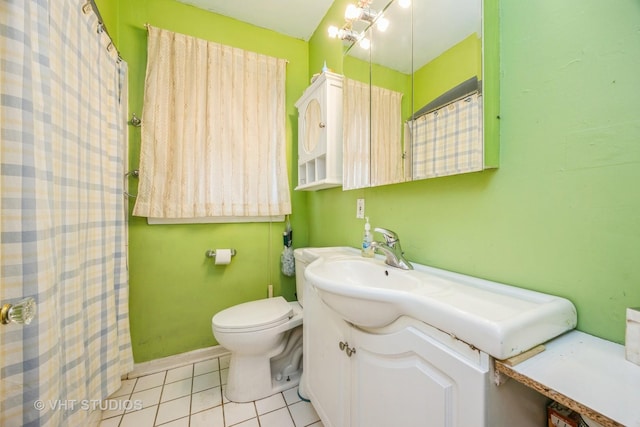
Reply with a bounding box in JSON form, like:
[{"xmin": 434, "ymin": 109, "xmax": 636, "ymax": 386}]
[
  {"xmin": 303, "ymin": 283, "xmax": 351, "ymax": 427},
  {"xmin": 301, "ymin": 98, "xmax": 325, "ymax": 160},
  {"xmin": 298, "ymin": 88, "xmax": 327, "ymax": 166},
  {"xmin": 351, "ymin": 326, "xmax": 488, "ymax": 427}
]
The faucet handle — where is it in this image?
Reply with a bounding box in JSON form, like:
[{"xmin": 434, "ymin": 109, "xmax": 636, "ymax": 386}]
[{"xmin": 374, "ymin": 227, "xmax": 399, "ymax": 245}]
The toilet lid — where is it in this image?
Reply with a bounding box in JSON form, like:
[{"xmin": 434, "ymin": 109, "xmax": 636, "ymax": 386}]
[{"xmin": 212, "ymin": 296, "xmax": 293, "ymax": 332}]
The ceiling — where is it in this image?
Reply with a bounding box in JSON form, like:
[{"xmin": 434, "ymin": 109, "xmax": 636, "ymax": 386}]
[
  {"xmin": 176, "ymin": 0, "xmax": 336, "ymax": 41},
  {"xmin": 175, "ymin": 0, "xmax": 481, "ymax": 74}
]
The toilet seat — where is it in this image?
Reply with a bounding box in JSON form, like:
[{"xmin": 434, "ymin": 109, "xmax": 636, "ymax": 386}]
[{"xmin": 212, "ymin": 296, "xmax": 293, "ymax": 333}]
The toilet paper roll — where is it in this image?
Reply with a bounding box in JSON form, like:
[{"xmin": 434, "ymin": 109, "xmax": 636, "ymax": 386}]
[{"xmin": 214, "ymin": 249, "xmax": 232, "ymax": 265}]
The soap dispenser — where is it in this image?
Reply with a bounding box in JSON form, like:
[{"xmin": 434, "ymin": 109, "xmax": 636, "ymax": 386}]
[{"xmin": 361, "ymin": 217, "xmax": 374, "ymax": 258}]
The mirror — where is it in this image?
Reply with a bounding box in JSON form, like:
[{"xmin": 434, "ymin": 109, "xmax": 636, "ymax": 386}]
[{"xmin": 341, "ymin": 0, "xmax": 484, "ymax": 189}]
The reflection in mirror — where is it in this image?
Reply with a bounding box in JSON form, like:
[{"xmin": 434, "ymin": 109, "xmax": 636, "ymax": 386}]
[
  {"xmin": 339, "ymin": 0, "xmax": 483, "ymax": 187},
  {"xmin": 342, "ymin": 78, "xmax": 371, "ymax": 189},
  {"xmin": 341, "ymin": 0, "xmax": 410, "ymax": 190},
  {"xmin": 369, "ymin": 1, "xmax": 411, "ymax": 187},
  {"xmin": 409, "ymin": 0, "xmax": 482, "ymax": 180}
]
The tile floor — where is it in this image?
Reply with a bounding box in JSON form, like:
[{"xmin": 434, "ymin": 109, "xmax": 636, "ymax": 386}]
[{"xmin": 99, "ymin": 354, "xmax": 323, "ymax": 427}]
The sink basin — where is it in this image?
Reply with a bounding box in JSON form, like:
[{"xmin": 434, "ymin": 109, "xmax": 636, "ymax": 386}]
[
  {"xmin": 307, "ymin": 257, "xmax": 451, "ymax": 329},
  {"xmin": 305, "ymin": 253, "xmax": 577, "ymax": 359}
]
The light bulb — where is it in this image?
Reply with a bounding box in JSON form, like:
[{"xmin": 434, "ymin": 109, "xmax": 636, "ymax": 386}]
[
  {"xmin": 399, "ymin": 0, "xmax": 411, "ymax": 8},
  {"xmin": 345, "ymin": 4, "xmax": 361, "ymax": 21},
  {"xmin": 376, "ymin": 17, "xmax": 389, "ymax": 32},
  {"xmin": 328, "ymin": 25, "xmax": 340, "ymax": 38},
  {"xmin": 359, "ymin": 37, "xmax": 371, "ymax": 50}
]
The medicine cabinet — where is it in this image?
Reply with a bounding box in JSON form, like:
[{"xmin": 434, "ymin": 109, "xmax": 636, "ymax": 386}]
[
  {"xmin": 340, "ymin": 0, "xmax": 499, "ymax": 189},
  {"xmin": 294, "ymin": 72, "xmax": 344, "ymax": 191}
]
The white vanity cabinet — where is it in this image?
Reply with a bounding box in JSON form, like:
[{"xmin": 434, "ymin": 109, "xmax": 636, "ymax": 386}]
[
  {"xmin": 304, "ymin": 279, "xmax": 549, "ymax": 427},
  {"xmin": 304, "ymin": 281, "xmax": 489, "ymax": 427},
  {"xmin": 294, "ymin": 72, "xmax": 343, "ymax": 191},
  {"xmin": 303, "ymin": 281, "xmax": 351, "ymax": 425},
  {"xmin": 350, "ymin": 326, "xmax": 488, "ymax": 427}
]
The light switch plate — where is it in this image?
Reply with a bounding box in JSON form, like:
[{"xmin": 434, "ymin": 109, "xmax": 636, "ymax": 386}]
[{"xmin": 356, "ymin": 199, "xmax": 365, "ymax": 219}]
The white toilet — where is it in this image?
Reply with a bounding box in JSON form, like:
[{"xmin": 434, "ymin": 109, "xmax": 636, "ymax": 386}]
[{"xmin": 211, "ymin": 247, "xmax": 322, "ymax": 402}]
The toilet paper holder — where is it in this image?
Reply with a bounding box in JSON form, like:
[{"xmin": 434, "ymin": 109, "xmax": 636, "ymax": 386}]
[{"xmin": 205, "ymin": 249, "xmax": 237, "ymax": 258}]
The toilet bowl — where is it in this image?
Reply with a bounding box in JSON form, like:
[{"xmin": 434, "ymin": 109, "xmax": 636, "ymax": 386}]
[
  {"xmin": 212, "ymin": 297, "xmax": 303, "ymax": 402},
  {"xmin": 211, "ymin": 246, "xmax": 359, "ymax": 402}
]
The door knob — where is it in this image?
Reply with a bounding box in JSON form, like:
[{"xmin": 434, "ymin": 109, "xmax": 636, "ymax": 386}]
[{"xmin": 1, "ymin": 297, "xmax": 36, "ymax": 325}]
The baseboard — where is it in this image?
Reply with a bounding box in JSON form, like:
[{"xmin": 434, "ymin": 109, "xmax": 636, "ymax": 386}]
[{"xmin": 126, "ymin": 345, "xmax": 230, "ymax": 379}]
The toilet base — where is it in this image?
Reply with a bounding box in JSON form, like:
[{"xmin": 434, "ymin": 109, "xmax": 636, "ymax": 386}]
[{"xmin": 224, "ymin": 326, "xmax": 303, "ymax": 402}]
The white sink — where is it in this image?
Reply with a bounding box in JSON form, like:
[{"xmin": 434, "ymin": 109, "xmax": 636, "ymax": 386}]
[{"xmin": 305, "ymin": 253, "xmax": 577, "ymax": 359}]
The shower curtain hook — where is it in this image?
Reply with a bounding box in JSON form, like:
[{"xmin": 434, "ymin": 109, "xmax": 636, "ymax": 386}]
[
  {"xmin": 124, "ymin": 170, "xmax": 139, "ymax": 198},
  {"xmin": 129, "ymin": 113, "xmax": 141, "ymax": 127}
]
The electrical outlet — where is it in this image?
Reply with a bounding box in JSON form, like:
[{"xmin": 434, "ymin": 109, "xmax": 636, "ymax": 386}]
[{"xmin": 356, "ymin": 199, "xmax": 365, "ymax": 219}]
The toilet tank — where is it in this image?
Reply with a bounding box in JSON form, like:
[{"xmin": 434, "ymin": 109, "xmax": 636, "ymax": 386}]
[{"xmin": 293, "ymin": 247, "xmax": 359, "ymax": 307}]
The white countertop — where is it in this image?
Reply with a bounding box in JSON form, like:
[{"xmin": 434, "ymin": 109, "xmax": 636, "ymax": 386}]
[{"xmin": 495, "ymin": 330, "xmax": 640, "ymax": 427}]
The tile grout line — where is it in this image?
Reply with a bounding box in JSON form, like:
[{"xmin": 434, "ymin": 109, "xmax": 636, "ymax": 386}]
[
  {"xmin": 219, "ymin": 361, "xmax": 227, "ymax": 427},
  {"xmin": 154, "ymin": 371, "xmax": 167, "ymax": 426},
  {"xmin": 187, "ymin": 361, "xmax": 194, "ymax": 427}
]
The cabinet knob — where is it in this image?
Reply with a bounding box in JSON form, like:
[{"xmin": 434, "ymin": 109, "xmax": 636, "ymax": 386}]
[
  {"xmin": 319, "ymin": 122, "xmax": 326, "ymax": 128},
  {"xmin": 339, "ymin": 341, "xmax": 356, "ymax": 357}
]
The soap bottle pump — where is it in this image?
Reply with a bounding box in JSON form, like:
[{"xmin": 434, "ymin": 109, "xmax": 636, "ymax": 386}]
[{"xmin": 362, "ymin": 217, "xmax": 374, "ymax": 258}]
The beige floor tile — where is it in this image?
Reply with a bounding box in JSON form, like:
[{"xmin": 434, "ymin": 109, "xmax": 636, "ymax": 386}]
[
  {"xmin": 165, "ymin": 365, "xmax": 193, "ymax": 384},
  {"xmin": 156, "ymin": 395, "xmax": 191, "ymax": 425}
]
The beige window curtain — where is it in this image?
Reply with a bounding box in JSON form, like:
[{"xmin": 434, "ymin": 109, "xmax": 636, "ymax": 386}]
[
  {"xmin": 342, "ymin": 78, "xmax": 404, "ymax": 190},
  {"xmin": 133, "ymin": 26, "xmax": 291, "ymax": 219}
]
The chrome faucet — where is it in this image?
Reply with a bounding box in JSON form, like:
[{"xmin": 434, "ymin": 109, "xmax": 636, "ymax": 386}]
[{"xmin": 371, "ymin": 227, "xmax": 413, "ymax": 270}]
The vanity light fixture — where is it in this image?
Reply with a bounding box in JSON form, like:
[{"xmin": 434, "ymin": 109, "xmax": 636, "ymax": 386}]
[
  {"xmin": 398, "ymin": 0, "xmax": 411, "ymax": 8},
  {"xmin": 376, "ymin": 17, "xmax": 390, "ymax": 32},
  {"xmin": 345, "ymin": 2, "xmax": 390, "ymax": 31},
  {"xmin": 327, "ymin": 25, "xmax": 371, "ymax": 50},
  {"xmin": 329, "ymin": 0, "xmax": 390, "ymax": 49},
  {"xmin": 345, "ymin": 3, "xmax": 389, "ymax": 31}
]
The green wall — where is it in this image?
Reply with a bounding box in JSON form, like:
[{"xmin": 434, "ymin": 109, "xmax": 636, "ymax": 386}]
[
  {"xmin": 108, "ymin": 0, "xmax": 310, "ymax": 362},
  {"xmin": 413, "ymin": 34, "xmax": 482, "ymax": 112},
  {"xmin": 105, "ymin": 0, "xmax": 640, "ymax": 362},
  {"xmin": 307, "ymin": 0, "xmax": 640, "ymax": 345},
  {"xmin": 94, "ymin": 0, "xmax": 118, "ymax": 44}
]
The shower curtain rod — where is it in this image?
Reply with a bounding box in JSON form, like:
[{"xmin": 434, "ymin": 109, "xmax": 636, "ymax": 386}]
[
  {"xmin": 84, "ymin": 0, "xmax": 121, "ymax": 60},
  {"xmin": 409, "ymin": 76, "xmax": 481, "ymax": 121}
]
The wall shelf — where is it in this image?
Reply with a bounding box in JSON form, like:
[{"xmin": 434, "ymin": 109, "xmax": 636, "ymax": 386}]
[{"xmin": 495, "ymin": 330, "xmax": 640, "ymax": 427}]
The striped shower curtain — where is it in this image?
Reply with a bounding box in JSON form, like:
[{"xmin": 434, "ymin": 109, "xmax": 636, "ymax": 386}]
[{"xmin": 0, "ymin": 1, "xmax": 133, "ymax": 426}]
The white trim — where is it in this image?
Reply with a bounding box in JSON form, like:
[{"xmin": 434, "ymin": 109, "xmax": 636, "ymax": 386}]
[
  {"xmin": 125, "ymin": 345, "xmax": 230, "ymax": 379},
  {"xmin": 147, "ymin": 215, "xmax": 284, "ymax": 225}
]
